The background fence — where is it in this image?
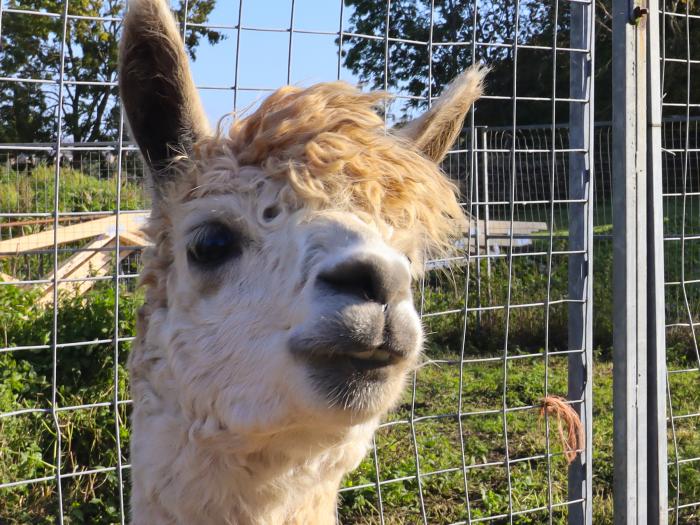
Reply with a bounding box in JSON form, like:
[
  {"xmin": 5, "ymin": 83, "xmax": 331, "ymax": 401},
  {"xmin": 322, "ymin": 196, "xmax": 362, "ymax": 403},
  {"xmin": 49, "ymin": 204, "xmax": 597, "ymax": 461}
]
[
  {"xmin": 0, "ymin": 0, "xmax": 697, "ymax": 524},
  {"xmin": 659, "ymin": 1, "xmax": 700, "ymax": 521}
]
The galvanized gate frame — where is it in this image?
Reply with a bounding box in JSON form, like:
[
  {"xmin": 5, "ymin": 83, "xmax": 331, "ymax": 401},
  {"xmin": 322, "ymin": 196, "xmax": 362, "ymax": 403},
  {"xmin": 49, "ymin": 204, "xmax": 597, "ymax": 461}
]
[
  {"xmin": 612, "ymin": 0, "xmax": 668, "ymax": 523},
  {"xmin": 569, "ymin": 0, "xmax": 595, "ymax": 523}
]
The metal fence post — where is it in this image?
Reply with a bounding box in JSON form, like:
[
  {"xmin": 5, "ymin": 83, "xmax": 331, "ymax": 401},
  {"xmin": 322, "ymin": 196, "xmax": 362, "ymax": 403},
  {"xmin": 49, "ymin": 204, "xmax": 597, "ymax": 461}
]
[
  {"xmin": 612, "ymin": 0, "xmax": 650, "ymax": 523},
  {"xmin": 568, "ymin": 0, "xmax": 594, "ymax": 523},
  {"xmin": 472, "ymin": 130, "xmax": 483, "ymax": 336},
  {"xmin": 481, "ymin": 128, "xmax": 491, "ymax": 280},
  {"xmin": 646, "ymin": 0, "xmax": 668, "ymax": 521}
]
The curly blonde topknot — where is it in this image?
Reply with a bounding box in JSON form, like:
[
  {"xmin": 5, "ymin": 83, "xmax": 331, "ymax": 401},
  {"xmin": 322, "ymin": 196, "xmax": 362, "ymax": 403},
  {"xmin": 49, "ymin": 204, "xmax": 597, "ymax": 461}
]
[{"xmin": 191, "ymin": 81, "xmax": 467, "ymax": 257}]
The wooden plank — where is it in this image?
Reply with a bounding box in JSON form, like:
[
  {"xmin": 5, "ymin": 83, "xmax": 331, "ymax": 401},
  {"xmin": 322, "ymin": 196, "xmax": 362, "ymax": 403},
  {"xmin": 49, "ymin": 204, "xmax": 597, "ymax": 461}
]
[
  {"xmin": 457, "ymin": 235, "xmax": 536, "ymax": 251},
  {"xmin": 67, "ymin": 246, "xmax": 133, "ymax": 299},
  {"xmin": 0, "ymin": 212, "xmax": 148, "ymax": 255},
  {"xmin": 36, "ymin": 229, "xmax": 148, "ymax": 305},
  {"xmin": 469, "ymin": 219, "xmax": 548, "ymax": 236},
  {"xmin": 0, "ymin": 214, "xmax": 113, "ymax": 229},
  {"xmin": 0, "ymin": 271, "xmax": 17, "ymax": 282},
  {"xmin": 38, "ymin": 242, "xmax": 134, "ymax": 305},
  {"xmin": 427, "ymin": 236, "xmax": 536, "ymax": 270},
  {"xmin": 41, "ymin": 235, "xmax": 114, "ymax": 286},
  {"xmin": 118, "ymin": 230, "xmax": 151, "ymax": 247},
  {"xmin": 38, "ymin": 236, "xmax": 116, "ymax": 304}
]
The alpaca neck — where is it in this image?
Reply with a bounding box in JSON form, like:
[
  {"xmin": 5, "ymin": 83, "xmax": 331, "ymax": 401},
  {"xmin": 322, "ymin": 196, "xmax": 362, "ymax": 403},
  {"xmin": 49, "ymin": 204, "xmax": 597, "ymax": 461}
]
[
  {"xmin": 194, "ymin": 427, "xmax": 366, "ymax": 524},
  {"xmin": 129, "ymin": 314, "xmax": 377, "ymax": 524},
  {"xmin": 130, "ymin": 398, "xmax": 374, "ymax": 525}
]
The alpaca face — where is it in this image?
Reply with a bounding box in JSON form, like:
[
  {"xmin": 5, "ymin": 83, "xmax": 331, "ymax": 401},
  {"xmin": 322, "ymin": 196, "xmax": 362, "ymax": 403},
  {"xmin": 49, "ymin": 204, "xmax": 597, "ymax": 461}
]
[
  {"xmin": 157, "ymin": 174, "xmax": 423, "ymax": 427},
  {"xmin": 120, "ymin": 0, "xmax": 483, "ymax": 438}
]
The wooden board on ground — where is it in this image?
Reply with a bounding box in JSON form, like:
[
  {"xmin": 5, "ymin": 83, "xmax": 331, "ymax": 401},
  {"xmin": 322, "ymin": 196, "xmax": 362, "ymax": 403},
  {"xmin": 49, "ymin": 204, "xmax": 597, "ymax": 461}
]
[
  {"xmin": 468, "ymin": 219, "xmax": 548, "ymax": 237},
  {"xmin": 0, "ymin": 270, "xmax": 17, "ymax": 282},
  {"xmin": 61, "ymin": 244, "xmax": 134, "ymax": 301},
  {"xmin": 426, "ymin": 219, "xmax": 549, "ymax": 270},
  {"xmin": 38, "ymin": 235, "xmax": 136, "ymax": 305},
  {"xmin": 0, "ymin": 212, "xmax": 148, "ymax": 255},
  {"xmin": 38, "ymin": 235, "xmax": 115, "ymax": 304},
  {"xmin": 118, "ymin": 230, "xmax": 151, "ymax": 247}
]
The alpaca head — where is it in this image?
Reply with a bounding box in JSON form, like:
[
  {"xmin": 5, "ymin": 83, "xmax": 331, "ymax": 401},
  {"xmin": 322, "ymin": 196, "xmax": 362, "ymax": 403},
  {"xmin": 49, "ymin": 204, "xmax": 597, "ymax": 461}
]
[{"xmin": 120, "ymin": 0, "xmax": 484, "ymax": 439}]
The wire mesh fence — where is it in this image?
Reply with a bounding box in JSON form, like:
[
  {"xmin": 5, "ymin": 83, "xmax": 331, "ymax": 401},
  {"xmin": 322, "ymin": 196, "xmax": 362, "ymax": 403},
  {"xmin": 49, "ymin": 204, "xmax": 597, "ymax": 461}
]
[
  {"xmin": 2, "ymin": 0, "xmax": 595, "ymax": 522},
  {"xmin": 9, "ymin": 0, "xmax": 688, "ymax": 524},
  {"xmin": 660, "ymin": 0, "xmax": 700, "ymax": 521}
]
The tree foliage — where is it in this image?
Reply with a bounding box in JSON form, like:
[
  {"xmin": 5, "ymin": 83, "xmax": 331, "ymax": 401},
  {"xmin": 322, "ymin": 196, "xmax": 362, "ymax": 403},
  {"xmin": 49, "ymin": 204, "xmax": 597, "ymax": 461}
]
[
  {"xmin": 0, "ymin": 0, "xmax": 222, "ymax": 143},
  {"xmin": 594, "ymin": 0, "xmax": 700, "ymax": 120},
  {"xmin": 342, "ymin": 0, "xmax": 700, "ymax": 125}
]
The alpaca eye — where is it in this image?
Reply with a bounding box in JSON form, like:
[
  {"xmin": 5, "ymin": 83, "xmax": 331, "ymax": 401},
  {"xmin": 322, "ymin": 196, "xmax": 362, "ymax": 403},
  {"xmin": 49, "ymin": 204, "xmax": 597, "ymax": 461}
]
[
  {"xmin": 262, "ymin": 205, "xmax": 280, "ymax": 221},
  {"xmin": 188, "ymin": 222, "xmax": 242, "ymax": 268}
]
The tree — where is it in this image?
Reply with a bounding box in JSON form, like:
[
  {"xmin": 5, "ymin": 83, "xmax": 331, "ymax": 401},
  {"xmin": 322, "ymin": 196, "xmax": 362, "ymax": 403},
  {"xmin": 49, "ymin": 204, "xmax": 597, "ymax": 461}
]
[
  {"xmin": 342, "ymin": 0, "xmax": 700, "ymax": 125},
  {"xmin": 0, "ymin": 0, "xmax": 222, "ymax": 143},
  {"xmin": 594, "ymin": 0, "xmax": 700, "ymax": 121},
  {"xmin": 343, "ymin": 0, "xmax": 568, "ymax": 126}
]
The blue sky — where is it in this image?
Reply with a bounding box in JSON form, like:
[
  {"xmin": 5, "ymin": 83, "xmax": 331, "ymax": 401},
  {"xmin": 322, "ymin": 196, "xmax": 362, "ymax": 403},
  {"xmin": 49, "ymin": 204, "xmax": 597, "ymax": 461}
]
[{"xmin": 186, "ymin": 0, "xmax": 361, "ymax": 125}]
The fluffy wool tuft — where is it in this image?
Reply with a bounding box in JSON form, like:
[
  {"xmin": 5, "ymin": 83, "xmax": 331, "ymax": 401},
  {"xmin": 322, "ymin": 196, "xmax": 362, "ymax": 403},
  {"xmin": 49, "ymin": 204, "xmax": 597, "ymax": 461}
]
[{"xmin": 187, "ymin": 82, "xmax": 468, "ymax": 258}]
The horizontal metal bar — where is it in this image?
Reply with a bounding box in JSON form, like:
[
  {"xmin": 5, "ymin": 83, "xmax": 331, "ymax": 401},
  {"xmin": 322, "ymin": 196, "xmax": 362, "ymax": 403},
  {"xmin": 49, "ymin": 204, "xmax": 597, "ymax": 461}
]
[
  {"xmin": 0, "ymin": 399, "xmax": 132, "ymax": 419},
  {"xmin": 419, "ymin": 348, "xmax": 586, "ymax": 368},
  {"xmin": 666, "ymin": 367, "xmax": 700, "ymax": 374},
  {"xmin": 660, "ymin": 10, "xmax": 700, "ymax": 19},
  {"xmin": 422, "ymin": 299, "xmax": 587, "ymax": 319},
  {"xmin": 669, "ymin": 411, "xmax": 700, "ymax": 421},
  {"xmin": 0, "ymin": 464, "xmax": 132, "ymax": 490},
  {"xmin": 669, "ymin": 457, "xmax": 700, "ymax": 466},
  {"xmin": 0, "ymin": 336, "xmax": 136, "ymax": 354},
  {"xmin": 468, "ymin": 500, "xmax": 586, "ymax": 524},
  {"xmin": 672, "ymin": 501, "xmax": 700, "ymax": 511}
]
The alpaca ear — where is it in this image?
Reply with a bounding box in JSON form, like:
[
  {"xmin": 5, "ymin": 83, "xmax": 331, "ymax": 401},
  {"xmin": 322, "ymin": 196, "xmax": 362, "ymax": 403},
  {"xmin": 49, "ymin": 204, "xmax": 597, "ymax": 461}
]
[
  {"xmin": 119, "ymin": 0, "xmax": 210, "ymax": 191},
  {"xmin": 395, "ymin": 66, "xmax": 486, "ymax": 164}
]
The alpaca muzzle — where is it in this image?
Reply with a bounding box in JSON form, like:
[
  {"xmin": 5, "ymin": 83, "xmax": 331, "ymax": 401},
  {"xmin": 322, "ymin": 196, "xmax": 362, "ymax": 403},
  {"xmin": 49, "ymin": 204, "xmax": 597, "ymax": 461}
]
[
  {"xmin": 287, "ymin": 251, "xmax": 422, "ymax": 413},
  {"xmin": 290, "ymin": 251, "xmax": 419, "ymax": 366}
]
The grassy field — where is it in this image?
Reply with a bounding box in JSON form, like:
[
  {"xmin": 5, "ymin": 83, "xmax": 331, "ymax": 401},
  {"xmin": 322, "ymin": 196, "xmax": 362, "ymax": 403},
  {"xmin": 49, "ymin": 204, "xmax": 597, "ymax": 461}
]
[
  {"xmin": 1, "ymin": 265, "xmax": 699, "ymax": 524},
  {"xmin": 0, "ymin": 165, "xmax": 147, "ymax": 217},
  {"xmin": 2, "ymin": 299, "xmax": 698, "ymax": 524},
  {"xmin": 339, "ymin": 353, "xmax": 699, "ymax": 524},
  {"xmin": 0, "ymin": 168, "xmax": 699, "ymax": 523}
]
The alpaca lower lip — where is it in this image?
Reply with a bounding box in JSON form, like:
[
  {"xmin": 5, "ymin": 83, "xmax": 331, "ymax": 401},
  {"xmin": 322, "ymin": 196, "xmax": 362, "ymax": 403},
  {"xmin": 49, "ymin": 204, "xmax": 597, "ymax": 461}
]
[
  {"xmin": 288, "ymin": 331, "xmax": 407, "ymax": 369},
  {"xmin": 347, "ymin": 355, "xmax": 395, "ymax": 371},
  {"xmin": 303, "ymin": 348, "xmax": 402, "ymax": 371},
  {"xmin": 344, "ymin": 348, "xmax": 402, "ymax": 370},
  {"xmin": 346, "ymin": 348, "xmax": 393, "ymax": 362},
  {"xmin": 292, "ymin": 341, "xmax": 405, "ymax": 375}
]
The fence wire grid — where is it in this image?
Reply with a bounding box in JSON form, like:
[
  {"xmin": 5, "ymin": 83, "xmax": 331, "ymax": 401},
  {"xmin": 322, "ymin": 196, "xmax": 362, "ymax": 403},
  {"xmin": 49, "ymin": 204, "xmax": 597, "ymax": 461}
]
[
  {"xmin": 660, "ymin": 0, "xmax": 700, "ymax": 522},
  {"xmin": 4, "ymin": 0, "xmax": 695, "ymax": 524}
]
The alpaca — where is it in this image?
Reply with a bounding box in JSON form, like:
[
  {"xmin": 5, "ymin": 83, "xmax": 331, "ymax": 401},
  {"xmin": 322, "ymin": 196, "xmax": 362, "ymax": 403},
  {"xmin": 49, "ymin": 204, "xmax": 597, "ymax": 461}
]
[{"xmin": 119, "ymin": 1, "xmax": 488, "ymax": 523}]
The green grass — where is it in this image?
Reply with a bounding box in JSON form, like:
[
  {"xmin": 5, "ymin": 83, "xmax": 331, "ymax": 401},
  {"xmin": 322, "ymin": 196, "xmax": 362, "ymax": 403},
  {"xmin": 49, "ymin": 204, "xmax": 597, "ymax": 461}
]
[
  {"xmin": 337, "ymin": 350, "xmax": 700, "ymax": 524},
  {"xmin": 0, "ymin": 165, "xmax": 147, "ymax": 217},
  {"xmin": 0, "ymin": 284, "xmax": 139, "ymax": 525},
  {"xmin": 1, "ymin": 274, "xmax": 698, "ymax": 524},
  {"xmin": 340, "ymin": 355, "xmax": 594, "ymax": 524},
  {"xmin": 0, "ymin": 169, "xmax": 699, "ymax": 523}
]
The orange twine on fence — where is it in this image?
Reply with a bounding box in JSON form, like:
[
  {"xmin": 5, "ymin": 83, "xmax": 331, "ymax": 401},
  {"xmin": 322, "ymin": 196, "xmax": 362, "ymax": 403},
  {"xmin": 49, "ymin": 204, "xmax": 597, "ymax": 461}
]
[{"xmin": 540, "ymin": 395, "xmax": 585, "ymax": 465}]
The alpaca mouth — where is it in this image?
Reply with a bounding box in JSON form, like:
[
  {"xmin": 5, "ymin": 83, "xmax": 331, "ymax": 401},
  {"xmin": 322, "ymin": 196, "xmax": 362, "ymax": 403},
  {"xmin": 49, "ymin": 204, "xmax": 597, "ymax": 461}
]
[
  {"xmin": 288, "ymin": 296, "xmax": 420, "ymax": 411},
  {"xmin": 291, "ymin": 324, "xmax": 417, "ymax": 414},
  {"xmin": 289, "ymin": 323, "xmax": 410, "ymax": 372},
  {"xmin": 301, "ymin": 344, "xmax": 409, "ymax": 413},
  {"xmin": 294, "ymin": 342, "xmax": 405, "ymax": 372},
  {"xmin": 340, "ymin": 346, "xmax": 403, "ymax": 371}
]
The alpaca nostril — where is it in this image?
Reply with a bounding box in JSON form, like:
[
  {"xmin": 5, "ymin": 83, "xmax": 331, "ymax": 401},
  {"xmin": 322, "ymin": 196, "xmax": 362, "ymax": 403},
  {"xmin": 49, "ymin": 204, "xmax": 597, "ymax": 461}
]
[
  {"xmin": 317, "ymin": 255, "xmax": 410, "ymax": 305},
  {"xmin": 319, "ymin": 260, "xmax": 380, "ymax": 302}
]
